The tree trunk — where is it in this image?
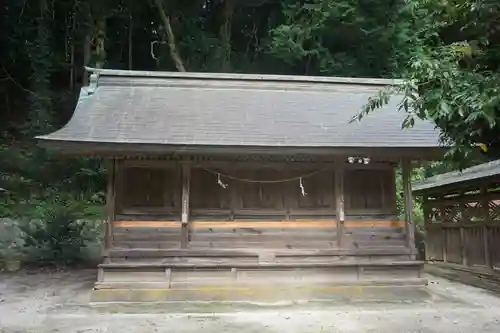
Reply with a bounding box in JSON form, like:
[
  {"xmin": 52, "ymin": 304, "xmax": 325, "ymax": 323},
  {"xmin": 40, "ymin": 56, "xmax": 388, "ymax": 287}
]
[
  {"xmin": 28, "ymin": 0, "xmax": 52, "ymax": 135},
  {"xmin": 69, "ymin": 0, "xmax": 76, "ymax": 89},
  {"xmin": 83, "ymin": 32, "xmax": 91, "ymax": 86},
  {"xmin": 128, "ymin": 14, "xmax": 133, "ymax": 70},
  {"xmin": 82, "ymin": 2, "xmax": 93, "ymax": 86},
  {"xmin": 219, "ymin": 0, "xmax": 234, "ymax": 72},
  {"xmin": 70, "ymin": 38, "xmax": 75, "ymax": 89},
  {"xmin": 95, "ymin": 17, "xmax": 106, "ymax": 69},
  {"xmin": 152, "ymin": 0, "xmax": 186, "ymax": 72}
]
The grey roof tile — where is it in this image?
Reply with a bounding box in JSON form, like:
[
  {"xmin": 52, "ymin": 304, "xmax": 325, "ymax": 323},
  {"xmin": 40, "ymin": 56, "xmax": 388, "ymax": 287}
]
[
  {"xmin": 413, "ymin": 160, "xmax": 500, "ymax": 193},
  {"xmin": 38, "ymin": 69, "xmax": 441, "ymax": 149}
]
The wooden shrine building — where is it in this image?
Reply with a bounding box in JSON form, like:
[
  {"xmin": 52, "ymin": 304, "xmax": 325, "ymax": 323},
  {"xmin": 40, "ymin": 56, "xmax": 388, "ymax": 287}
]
[
  {"xmin": 38, "ymin": 69, "xmax": 442, "ymax": 302},
  {"xmin": 413, "ymin": 160, "xmax": 500, "ymax": 279}
]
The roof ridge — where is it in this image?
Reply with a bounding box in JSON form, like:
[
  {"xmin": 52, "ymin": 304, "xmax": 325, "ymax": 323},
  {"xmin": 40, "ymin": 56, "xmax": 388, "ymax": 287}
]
[{"xmin": 84, "ymin": 67, "xmax": 403, "ymax": 86}]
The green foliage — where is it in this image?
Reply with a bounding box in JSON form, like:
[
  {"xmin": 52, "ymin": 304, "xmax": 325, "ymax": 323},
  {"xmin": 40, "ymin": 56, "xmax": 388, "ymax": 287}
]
[
  {"xmin": 0, "ymin": 219, "xmax": 24, "ymax": 261},
  {"xmin": 3, "ymin": 0, "xmax": 498, "ymax": 266},
  {"xmin": 268, "ymin": 0, "xmax": 407, "ymax": 77},
  {"xmin": 18, "ymin": 195, "xmax": 101, "ymax": 264},
  {"xmin": 395, "ymin": 167, "xmax": 426, "ymax": 226},
  {"xmin": 0, "ymin": 142, "xmax": 105, "ymax": 217},
  {"xmin": 0, "ymin": 141, "xmax": 104, "ymax": 265},
  {"xmin": 353, "ymin": 0, "xmax": 500, "ymax": 162}
]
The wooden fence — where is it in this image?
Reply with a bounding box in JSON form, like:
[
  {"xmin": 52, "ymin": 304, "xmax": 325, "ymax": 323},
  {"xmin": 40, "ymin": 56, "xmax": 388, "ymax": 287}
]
[{"xmin": 424, "ymin": 187, "xmax": 500, "ymax": 269}]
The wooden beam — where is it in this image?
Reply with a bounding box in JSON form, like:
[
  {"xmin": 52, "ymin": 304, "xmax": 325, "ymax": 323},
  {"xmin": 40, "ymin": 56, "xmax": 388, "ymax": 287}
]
[
  {"xmin": 113, "ymin": 219, "xmax": 405, "ymax": 229},
  {"xmin": 104, "ymin": 159, "xmax": 116, "ymax": 253},
  {"xmin": 113, "ymin": 160, "xmax": 125, "ymax": 215},
  {"xmin": 422, "ymin": 195, "xmax": 432, "ymax": 261},
  {"xmin": 440, "ymin": 199, "xmax": 448, "ymax": 263},
  {"xmin": 335, "ymin": 161, "xmax": 345, "ymax": 248},
  {"xmin": 229, "ymin": 183, "xmax": 237, "ymax": 221},
  {"xmin": 402, "ymin": 159, "xmax": 415, "ymax": 251},
  {"xmin": 422, "ymin": 196, "xmax": 429, "ymax": 227},
  {"xmin": 41, "ymin": 140, "xmax": 446, "ymax": 160},
  {"xmin": 120, "ymin": 159, "xmax": 397, "ymax": 170},
  {"xmin": 459, "ymin": 225, "xmax": 468, "ymax": 266},
  {"xmin": 458, "ymin": 194, "xmax": 468, "ymax": 266},
  {"xmin": 181, "ymin": 163, "xmax": 191, "ymax": 248},
  {"xmin": 481, "ymin": 186, "xmax": 492, "ymax": 269}
]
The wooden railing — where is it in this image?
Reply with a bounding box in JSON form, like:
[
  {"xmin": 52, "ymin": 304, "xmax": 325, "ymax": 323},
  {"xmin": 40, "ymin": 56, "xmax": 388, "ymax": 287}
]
[{"xmin": 424, "ymin": 188, "xmax": 500, "ymax": 269}]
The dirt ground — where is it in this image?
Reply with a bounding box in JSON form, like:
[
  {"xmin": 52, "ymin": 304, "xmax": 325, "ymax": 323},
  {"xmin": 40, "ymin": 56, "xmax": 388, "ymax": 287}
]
[{"xmin": 1, "ymin": 270, "xmax": 500, "ymax": 333}]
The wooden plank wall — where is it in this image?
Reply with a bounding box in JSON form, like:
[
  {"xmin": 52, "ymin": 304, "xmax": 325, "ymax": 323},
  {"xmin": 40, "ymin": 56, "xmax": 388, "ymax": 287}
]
[
  {"xmin": 343, "ymin": 220, "xmax": 406, "ymax": 250},
  {"xmin": 111, "ymin": 161, "xmax": 401, "ymax": 250},
  {"xmin": 115, "ymin": 165, "xmax": 182, "ymax": 220},
  {"xmin": 190, "ymin": 167, "xmax": 337, "ymax": 220},
  {"xmin": 424, "ymin": 187, "xmax": 500, "ymax": 269},
  {"xmin": 115, "ymin": 163, "xmax": 396, "ymax": 220},
  {"xmin": 113, "ymin": 221, "xmax": 182, "ymax": 249},
  {"xmin": 190, "ymin": 167, "xmax": 396, "ymax": 220},
  {"xmin": 111, "ymin": 220, "xmax": 406, "ymax": 250},
  {"xmin": 344, "ymin": 168, "xmax": 396, "ymax": 214},
  {"xmin": 187, "ymin": 220, "xmax": 338, "ymax": 250}
]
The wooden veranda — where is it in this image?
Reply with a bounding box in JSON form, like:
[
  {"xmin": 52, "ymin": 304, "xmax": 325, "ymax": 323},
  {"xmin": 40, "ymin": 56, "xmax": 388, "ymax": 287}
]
[{"xmin": 413, "ymin": 160, "xmax": 500, "ymax": 272}]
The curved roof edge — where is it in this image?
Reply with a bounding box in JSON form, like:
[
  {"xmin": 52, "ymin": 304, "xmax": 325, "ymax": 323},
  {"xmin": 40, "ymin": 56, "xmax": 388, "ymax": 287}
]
[{"xmin": 36, "ymin": 68, "xmax": 439, "ymax": 156}]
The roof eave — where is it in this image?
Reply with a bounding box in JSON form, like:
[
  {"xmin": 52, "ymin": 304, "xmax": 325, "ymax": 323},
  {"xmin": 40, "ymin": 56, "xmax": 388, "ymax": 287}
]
[
  {"xmin": 412, "ymin": 160, "xmax": 500, "ymax": 195},
  {"xmin": 413, "ymin": 176, "xmax": 500, "ymax": 195},
  {"xmin": 36, "ymin": 137, "xmax": 445, "ymax": 159}
]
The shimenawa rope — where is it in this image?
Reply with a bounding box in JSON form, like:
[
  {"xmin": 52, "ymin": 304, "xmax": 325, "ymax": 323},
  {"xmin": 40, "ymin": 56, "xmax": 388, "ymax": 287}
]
[{"xmin": 202, "ymin": 167, "xmax": 330, "ymax": 196}]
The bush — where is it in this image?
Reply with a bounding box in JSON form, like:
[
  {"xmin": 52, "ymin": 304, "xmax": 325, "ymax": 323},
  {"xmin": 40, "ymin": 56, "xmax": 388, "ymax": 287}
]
[
  {"xmin": 18, "ymin": 196, "xmax": 98, "ymax": 265},
  {"xmin": 0, "ymin": 218, "xmax": 24, "ymax": 262}
]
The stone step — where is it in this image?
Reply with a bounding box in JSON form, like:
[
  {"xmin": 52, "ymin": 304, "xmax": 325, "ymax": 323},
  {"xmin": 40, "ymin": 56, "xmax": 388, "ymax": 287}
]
[
  {"xmin": 92, "ymin": 259, "xmax": 426, "ymax": 302},
  {"xmin": 95, "ymin": 261, "xmax": 424, "ymax": 288},
  {"xmin": 91, "ymin": 282, "xmax": 429, "ymax": 303}
]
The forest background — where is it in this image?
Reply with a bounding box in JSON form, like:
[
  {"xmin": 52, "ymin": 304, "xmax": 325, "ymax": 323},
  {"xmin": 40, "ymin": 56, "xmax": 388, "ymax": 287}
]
[{"xmin": 1, "ymin": 0, "xmax": 499, "ymax": 263}]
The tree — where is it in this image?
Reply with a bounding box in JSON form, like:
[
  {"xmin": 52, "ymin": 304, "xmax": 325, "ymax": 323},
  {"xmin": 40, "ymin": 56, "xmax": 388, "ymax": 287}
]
[
  {"xmin": 354, "ymin": 0, "xmax": 500, "ymax": 162},
  {"xmin": 3, "ymin": 0, "xmax": 483, "ymax": 222},
  {"xmin": 267, "ymin": 0, "xmax": 408, "ymax": 77}
]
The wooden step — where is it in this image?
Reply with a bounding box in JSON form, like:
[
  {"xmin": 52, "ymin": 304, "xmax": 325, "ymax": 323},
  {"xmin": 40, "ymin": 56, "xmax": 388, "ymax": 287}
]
[
  {"xmin": 108, "ymin": 247, "xmax": 414, "ymax": 258},
  {"xmin": 99, "ymin": 260, "xmax": 423, "ymax": 269},
  {"xmin": 108, "ymin": 255, "xmax": 413, "ymax": 265}
]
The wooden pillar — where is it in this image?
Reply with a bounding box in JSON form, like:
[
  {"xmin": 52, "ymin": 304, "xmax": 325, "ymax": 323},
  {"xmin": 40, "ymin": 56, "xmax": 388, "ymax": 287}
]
[
  {"xmin": 422, "ymin": 195, "xmax": 430, "ymax": 261},
  {"xmin": 436, "ymin": 197, "xmax": 447, "ymax": 263},
  {"xmin": 104, "ymin": 159, "xmax": 116, "ymax": 256},
  {"xmin": 230, "ymin": 178, "xmax": 237, "ymax": 221},
  {"xmin": 402, "ymin": 159, "xmax": 415, "ymax": 250},
  {"xmin": 459, "ymin": 226, "xmax": 467, "ymax": 266},
  {"xmin": 481, "ymin": 186, "xmax": 491, "ymax": 269},
  {"xmin": 335, "ymin": 161, "xmax": 345, "ymax": 248},
  {"xmin": 181, "ymin": 163, "xmax": 191, "ymax": 249},
  {"xmin": 458, "ymin": 195, "xmax": 468, "ymax": 266}
]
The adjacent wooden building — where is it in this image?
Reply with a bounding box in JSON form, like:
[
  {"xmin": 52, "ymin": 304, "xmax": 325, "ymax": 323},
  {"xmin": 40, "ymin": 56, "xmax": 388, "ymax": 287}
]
[
  {"xmin": 38, "ymin": 69, "xmax": 442, "ymax": 302},
  {"xmin": 413, "ymin": 161, "xmax": 500, "ymax": 275}
]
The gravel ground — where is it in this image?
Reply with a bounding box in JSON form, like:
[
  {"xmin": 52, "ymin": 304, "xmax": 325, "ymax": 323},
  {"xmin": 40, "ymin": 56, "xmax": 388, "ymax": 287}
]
[{"xmin": 1, "ymin": 270, "xmax": 500, "ymax": 332}]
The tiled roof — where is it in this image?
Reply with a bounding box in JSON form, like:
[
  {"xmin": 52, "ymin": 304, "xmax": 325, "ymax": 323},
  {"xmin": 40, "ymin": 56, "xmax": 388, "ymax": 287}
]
[
  {"xmin": 38, "ymin": 69, "xmax": 441, "ymax": 151},
  {"xmin": 413, "ymin": 160, "xmax": 500, "ymax": 194}
]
